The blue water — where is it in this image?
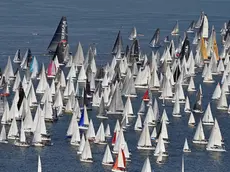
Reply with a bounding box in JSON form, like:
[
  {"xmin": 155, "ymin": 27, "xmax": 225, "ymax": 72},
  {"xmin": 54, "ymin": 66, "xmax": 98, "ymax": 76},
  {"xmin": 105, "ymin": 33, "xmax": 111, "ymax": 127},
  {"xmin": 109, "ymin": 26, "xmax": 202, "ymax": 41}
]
[{"xmin": 0, "ymin": 0, "xmax": 230, "ymax": 171}]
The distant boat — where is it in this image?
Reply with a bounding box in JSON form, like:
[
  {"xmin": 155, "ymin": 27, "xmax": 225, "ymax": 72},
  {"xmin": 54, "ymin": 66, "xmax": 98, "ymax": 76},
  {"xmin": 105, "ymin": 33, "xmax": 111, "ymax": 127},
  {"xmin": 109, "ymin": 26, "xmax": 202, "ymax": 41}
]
[
  {"xmin": 171, "ymin": 21, "xmax": 179, "ymax": 36},
  {"xmin": 206, "ymin": 118, "xmax": 226, "ymax": 152},
  {"xmin": 129, "ymin": 27, "xmax": 137, "ymax": 40},
  {"xmin": 13, "ymin": 49, "xmax": 21, "ymax": 64},
  {"xmin": 141, "ymin": 157, "xmax": 152, "ymax": 172},
  {"xmin": 47, "ymin": 16, "xmax": 68, "ymax": 54},
  {"xmin": 102, "ymin": 144, "xmax": 114, "ymax": 166},
  {"xmin": 112, "ymin": 148, "xmax": 126, "ymax": 172},
  {"xmin": 112, "ymin": 30, "xmax": 123, "ymax": 55},
  {"xmin": 186, "ymin": 21, "xmax": 195, "ymax": 33},
  {"xmin": 183, "ymin": 138, "xmax": 191, "ymax": 152},
  {"xmin": 149, "ymin": 28, "xmax": 161, "ymax": 48},
  {"xmin": 192, "ymin": 119, "xmax": 208, "ymax": 144}
]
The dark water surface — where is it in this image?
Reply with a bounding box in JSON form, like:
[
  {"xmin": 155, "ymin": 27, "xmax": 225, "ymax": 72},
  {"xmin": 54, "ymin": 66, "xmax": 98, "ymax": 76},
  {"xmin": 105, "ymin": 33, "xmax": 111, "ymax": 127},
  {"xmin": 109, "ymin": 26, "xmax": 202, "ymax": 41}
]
[{"xmin": 0, "ymin": 0, "xmax": 230, "ymax": 171}]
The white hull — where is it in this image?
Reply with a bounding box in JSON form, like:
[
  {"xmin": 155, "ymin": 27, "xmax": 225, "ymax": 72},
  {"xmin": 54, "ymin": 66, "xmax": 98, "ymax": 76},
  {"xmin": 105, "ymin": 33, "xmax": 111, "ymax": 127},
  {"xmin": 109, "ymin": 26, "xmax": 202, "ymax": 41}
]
[
  {"xmin": 124, "ymin": 94, "xmax": 137, "ymax": 98},
  {"xmin": 14, "ymin": 141, "xmax": 30, "ymax": 147},
  {"xmin": 102, "ymin": 162, "xmax": 113, "ymax": 166},
  {"xmin": 137, "ymin": 146, "xmax": 155, "ymax": 150},
  {"xmin": 107, "ymin": 111, "xmax": 123, "ymax": 115},
  {"xmin": 135, "ymin": 85, "xmax": 148, "ymax": 89},
  {"xmin": 183, "ymin": 149, "xmax": 191, "ymax": 153},
  {"xmin": 96, "ymin": 115, "xmax": 108, "ymax": 119},
  {"xmin": 206, "ymin": 147, "xmax": 226, "ymax": 152},
  {"xmin": 32, "ymin": 142, "xmax": 45, "ymax": 147},
  {"xmin": 184, "ymin": 109, "xmax": 191, "ymax": 113},
  {"xmin": 0, "ymin": 140, "xmax": 8, "ymax": 144},
  {"xmin": 193, "ymin": 110, "xmax": 204, "ymax": 113},
  {"xmin": 187, "ymin": 88, "xmax": 196, "ymax": 92},
  {"xmin": 217, "ymin": 107, "xmax": 228, "ymax": 110},
  {"xmin": 203, "ymin": 80, "xmax": 215, "ymax": 83},
  {"xmin": 70, "ymin": 142, "xmax": 80, "ymax": 146},
  {"xmin": 192, "ymin": 140, "xmax": 208, "ymax": 144},
  {"xmin": 154, "ymin": 152, "xmax": 168, "ymax": 157},
  {"xmin": 202, "ymin": 122, "xmax": 214, "ymax": 126},
  {"xmin": 172, "ymin": 114, "xmax": 181, "ymax": 118},
  {"xmin": 80, "ymin": 158, "xmax": 93, "ymax": 163}
]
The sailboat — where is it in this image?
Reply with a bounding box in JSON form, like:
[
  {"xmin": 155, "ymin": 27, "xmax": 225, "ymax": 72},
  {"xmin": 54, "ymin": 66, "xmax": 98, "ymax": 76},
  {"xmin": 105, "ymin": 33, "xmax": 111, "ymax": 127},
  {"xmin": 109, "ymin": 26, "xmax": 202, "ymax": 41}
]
[
  {"xmin": 80, "ymin": 139, "xmax": 93, "ymax": 162},
  {"xmin": 134, "ymin": 114, "xmax": 142, "ymax": 131},
  {"xmin": 156, "ymin": 151, "xmax": 164, "ymax": 164},
  {"xmin": 141, "ymin": 157, "xmax": 152, "ymax": 172},
  {"xmin": 129, "ymin": 27, "xmax": 137, "ymax": 41},
  {"xmin": 112, "ymin": 148, "xmax": 126, "ymax": 172},
  {"xmin": 187, "ymin": 20, "xmax": 195, "ymax": 33},
  {"xmin": 0, "ymin": 125, "xmax": 8, "ymax": 143},
  {"xmin": 192, "ymin": 119, "xmax": 208, "ymax": 144},
  {"xmin": 188, "ymin": 112, "xmax": 195, "ymax": 126},
  {"xmin": 206, "ymin": 119, "xmax": 225, "ymax": 152},
  {"xmin": 184, "ymin": 96, "xmax": 191, "ymax": 113},
  {"xmin": 193, "ymin": 89, "xmax": 203, "ymax": 113},
  {"xmin": 202, "ymin": 103, "xmax": 214, "ymax": 125},
  {"xmin": 13, "ymin": 49, "xmax": 21, "ymax": 63},
  {"xmin": 14, "ymin": 120, "xmax": 29, "ymax": 147},
  {"xmin": 102, "ymin": 144, "xmax": 114, "ymax": 166},
  {"xmin": 183, "ymin": 138, "xmax": 191, "ymax": 152},
  {"xmin": 94, "ymin": 122, "xmax": 106, "ymax": 144},
  {"xmin": 47, "ymin": 16, "xmax": 68, "ymax": 54},
  {"xmin": 149, "ymin": 28, "xmax": 161, "ymax": 48},
  {"xmin": 137, "ymin": 124, "xmax": 154, "ymax": 150},
  {"xmin": 171, "ymin": 21, "xmax": 179, "ymax": 35}
]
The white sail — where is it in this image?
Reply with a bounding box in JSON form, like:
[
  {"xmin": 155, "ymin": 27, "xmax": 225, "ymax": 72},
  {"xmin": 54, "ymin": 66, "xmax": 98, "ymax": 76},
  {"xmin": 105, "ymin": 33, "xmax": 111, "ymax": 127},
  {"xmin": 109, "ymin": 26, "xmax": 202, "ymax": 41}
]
[
  {"xmin": 137, "ymin": 124, "xmax": 153, "ymax": 149},
  {"xmin": 0, "ymin": 125, "xmax": 7, "ymax": 143},
  {"xmin": 202, "ymin": 103, "xmax": 214, "ymax": 125},
  {"xmin": 188, "ymin": 112, "xmax": 195, "ymax": 126},
  {"xmin": 206, "ymin": 119, "xmax": 225, "ymax": 152},
  {"xmin": 102, "ymin": 144, "xmax": 114, "ymax": 165},
  {"xmin": 134, "ymin": 114, "xmax": 142, "ymax": 131},
  {"xmin": 193, "ymin": 119, "xmax": 207, "ymax": 144},
  {"xmin": 141, "ymin": 157, "xmax": 152, "ymax": 172},
  {"xmin": 183, "ymin": 138, "xmax": 191, "ymax": 152},
  {"xmin": 95, "ymin": 122, "xmax": 106, "ymax": 144},
  {"xmin": 80, "ymin": 139, "xmax": 93, "ymax": 162}
]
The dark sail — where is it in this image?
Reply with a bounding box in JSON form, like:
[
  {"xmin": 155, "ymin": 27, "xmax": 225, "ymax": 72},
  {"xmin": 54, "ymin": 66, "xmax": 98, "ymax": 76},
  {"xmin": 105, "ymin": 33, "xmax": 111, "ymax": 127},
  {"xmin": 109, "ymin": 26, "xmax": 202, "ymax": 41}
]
[
  {"xmin": 53, "ymin": 41, "xmax": 66, "ymax": 64},
  {"xmin": 17, "ymin": 82, "xmax": 25, "ymax": 109},
  {"xmin": 224, "ymin": 20, "xmax": 230, "ymax": 41},
  {"xmin": 179, "ymin": 35, "xmax": 190, "ymax": 61},
  {"xmin": 149, "ymin": 28, "xmax": 160, "ymax": 48},
  {"xmin": 187, "ymin": 20, "xmax": 195, "ymax": 33},
  {"xmin": 130, "ymin": 39, "xmax": 140, "ymax": 57},
  {"xmin": 193, "ymin": 89, "xmax": 203, "ymax": 112},
  {"xmin": 27, "ymin": 49, "xmax": 33, "ymax": 67},
  {"xmin": 112, "ymin": 30, "xmax": 123, "ymax": 55},
  {"xmin": 173, "ymin": 63, "xmax": 181, "ymax": 83},
  {"xmin": 47, "ymin": 16, "xmax": 68, "ymax": 53}
]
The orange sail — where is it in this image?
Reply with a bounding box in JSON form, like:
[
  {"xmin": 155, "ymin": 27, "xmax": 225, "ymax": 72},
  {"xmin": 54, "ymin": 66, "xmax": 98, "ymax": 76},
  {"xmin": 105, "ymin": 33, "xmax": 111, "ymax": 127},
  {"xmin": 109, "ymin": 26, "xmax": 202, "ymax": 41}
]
[
  {"xmin": 112, "ymin": 149, "xmax": 126, "ymax": 172},
  {"xmin": 201, "ymin": 38, "xmax": 208, "ymax": 60},
  {"xmin": 213, "ymin": 38, "xmax": 219, "ymax": 60}
]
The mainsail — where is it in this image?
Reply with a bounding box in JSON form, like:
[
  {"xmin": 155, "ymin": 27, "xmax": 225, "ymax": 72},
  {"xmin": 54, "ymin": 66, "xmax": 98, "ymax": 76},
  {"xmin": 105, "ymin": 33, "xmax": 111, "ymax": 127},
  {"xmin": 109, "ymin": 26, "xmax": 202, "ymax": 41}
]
[{"xmin": 47, "ymin": 16, "xmax": 68, "ymax": 53}]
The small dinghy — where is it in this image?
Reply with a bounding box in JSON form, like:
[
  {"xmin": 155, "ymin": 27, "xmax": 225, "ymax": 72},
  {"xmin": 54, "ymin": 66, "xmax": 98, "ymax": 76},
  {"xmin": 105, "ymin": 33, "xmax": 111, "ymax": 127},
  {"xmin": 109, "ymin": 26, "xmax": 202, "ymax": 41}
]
[{"xmin": 183, "ymin": 138, "xmax": 191, "ymax": 152}]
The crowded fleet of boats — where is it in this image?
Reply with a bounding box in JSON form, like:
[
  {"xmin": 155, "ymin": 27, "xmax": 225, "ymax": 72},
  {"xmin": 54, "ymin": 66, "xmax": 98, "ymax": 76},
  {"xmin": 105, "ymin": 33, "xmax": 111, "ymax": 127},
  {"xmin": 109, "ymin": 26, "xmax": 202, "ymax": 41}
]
[{"xmin": 0, "ymin": 11, "xmax": 229, "ymax": 171}]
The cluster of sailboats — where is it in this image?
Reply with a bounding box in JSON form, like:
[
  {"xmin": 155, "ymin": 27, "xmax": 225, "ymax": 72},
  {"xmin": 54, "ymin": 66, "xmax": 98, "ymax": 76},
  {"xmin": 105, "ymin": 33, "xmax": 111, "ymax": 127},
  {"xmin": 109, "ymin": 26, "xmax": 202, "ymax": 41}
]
[{"xmin": 0, "ymin": 11, "xmax": 229, "ymax": 171}]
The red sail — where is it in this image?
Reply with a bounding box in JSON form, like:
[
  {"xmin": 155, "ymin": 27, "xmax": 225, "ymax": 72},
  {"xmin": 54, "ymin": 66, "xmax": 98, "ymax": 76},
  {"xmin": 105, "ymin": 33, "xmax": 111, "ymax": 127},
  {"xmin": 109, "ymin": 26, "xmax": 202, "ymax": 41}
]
[{"xmin": 142, "ymin": 90, "xmax": 149, "ymax": 101}]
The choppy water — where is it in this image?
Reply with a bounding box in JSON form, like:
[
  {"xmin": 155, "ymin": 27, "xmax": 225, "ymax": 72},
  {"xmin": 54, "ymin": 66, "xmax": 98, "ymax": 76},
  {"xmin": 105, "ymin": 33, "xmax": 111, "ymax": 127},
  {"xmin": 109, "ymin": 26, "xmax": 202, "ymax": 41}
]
[{"xmin": 0, "ymin": 0, "xmax": 230, "ymax": 171}]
